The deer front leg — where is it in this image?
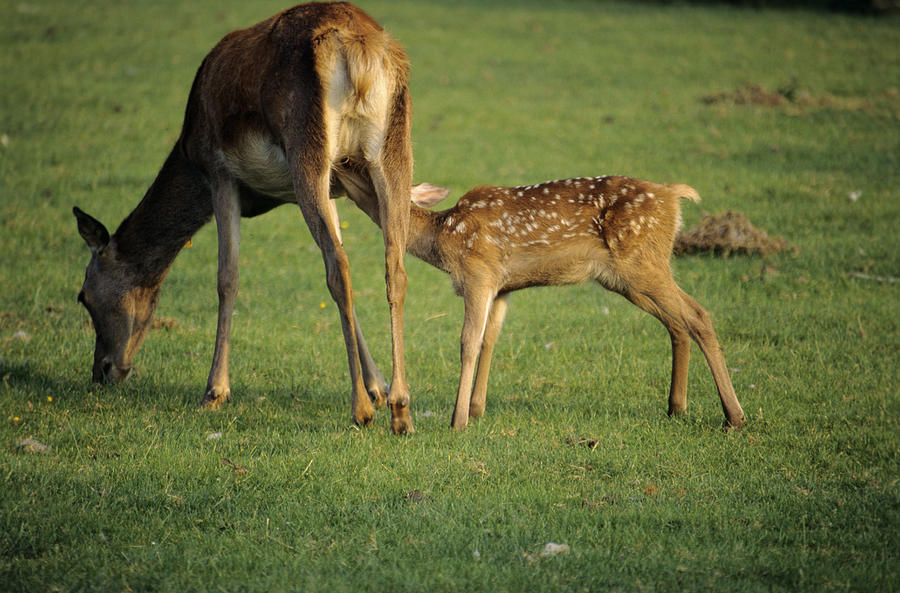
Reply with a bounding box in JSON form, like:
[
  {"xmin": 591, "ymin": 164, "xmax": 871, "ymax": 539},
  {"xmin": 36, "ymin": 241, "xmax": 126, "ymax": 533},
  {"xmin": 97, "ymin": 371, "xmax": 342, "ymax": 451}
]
[
  {"xmin": 451, "ymin": 288, "xmax": 495, "ymax": 430},
  {"xmin": 469, "ymin": 293, "xmax": 510, "ymax": 419},
  {"xmin": 200, "ymin": 180, "xmax": 241, "ymax": 410}
]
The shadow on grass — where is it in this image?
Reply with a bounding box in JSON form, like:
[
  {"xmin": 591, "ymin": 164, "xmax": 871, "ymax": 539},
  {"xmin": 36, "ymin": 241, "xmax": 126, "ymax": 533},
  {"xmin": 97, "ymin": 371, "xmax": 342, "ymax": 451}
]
[{"xmin": 0, "ymin": 359, "xmax": 75, "ymax": 399}]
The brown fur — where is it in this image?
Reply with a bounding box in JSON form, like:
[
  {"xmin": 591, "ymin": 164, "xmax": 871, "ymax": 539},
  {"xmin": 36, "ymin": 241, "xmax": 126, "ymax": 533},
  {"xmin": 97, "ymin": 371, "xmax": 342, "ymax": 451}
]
[
  {"xmin": 407, "ymin": 176, "xmax": 745, "ymax": 430},
  {"xmin": 74, "ymin": 3, "xmax": 417, "ymax": 433}
]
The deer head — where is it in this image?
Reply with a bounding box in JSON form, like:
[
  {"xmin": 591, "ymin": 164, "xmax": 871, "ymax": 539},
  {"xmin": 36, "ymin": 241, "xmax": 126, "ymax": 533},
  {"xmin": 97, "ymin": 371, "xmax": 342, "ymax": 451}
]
[{"xmin": 74, "ymin": 207, "xmax": 160, "ymax": 384}]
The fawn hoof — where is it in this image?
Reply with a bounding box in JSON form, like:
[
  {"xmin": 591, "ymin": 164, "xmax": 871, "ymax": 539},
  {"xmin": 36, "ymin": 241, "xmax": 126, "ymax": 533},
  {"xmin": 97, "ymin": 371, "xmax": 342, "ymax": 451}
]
[
  {"xmin": 724, "ymin": 414, "xmax": 746, "ymax": 431},
  {"xmin": 199, "ymin": 388, "xmax": 230, "ymax": 411},
  {"xmin": 450, "ymin": 410, "xmax": 469, "ymax": 430},
  {"xmin": 468, "ymin": 403, "xmax": 485, "ymax": 419},
  {"xmin": 450, "ymin": 419, "xmax": 468, "ymax": 431}
]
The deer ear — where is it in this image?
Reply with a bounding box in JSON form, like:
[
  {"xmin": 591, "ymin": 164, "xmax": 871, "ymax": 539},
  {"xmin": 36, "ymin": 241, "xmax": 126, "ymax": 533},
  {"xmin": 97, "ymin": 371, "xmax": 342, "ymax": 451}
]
[
  {"xmin": 411, "ymin": 183, "xmax": 451, "ymax": 208},
  {"xmin": 73, "ymin": 207, "xmax": 110, "ymax": 255}
]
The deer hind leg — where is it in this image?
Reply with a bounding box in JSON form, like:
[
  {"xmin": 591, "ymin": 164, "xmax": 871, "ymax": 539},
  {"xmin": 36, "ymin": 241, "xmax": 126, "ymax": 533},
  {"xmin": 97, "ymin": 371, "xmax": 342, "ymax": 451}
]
[
  {"xmin": 325, "ymin": 198, "xmax": 389, "ymax": 409},
  {"xmin": 624, "ymin": 279, "xmax": 745, "ymax": 428},
  {"xmin": 452, "ymin": 287, "xmax": 496, "ymax": 430},
  {"xmin": 201, "ymin": 176, "xmax": 242, "ymax": 410},
  {"xmin": 469, "ymin": 293, "xmax": 510, "ymax": 419},
  {"xmin": 673, "ymin": 286, "xmax": 745, "ymax": 428},
  {"xmin": 368, "ymin": 153, "xmax": 414, "ymax": 434},
  {"xmin": 668, "ymin": 329, "xmax": 691, "ymax": 416},
  {"xmin": 618, "ymin": 286, "xmax": 690, "ymax": 418},
  {"xmin": 293, "ymin": 160, "xmax": 373, "ymax": 428}
]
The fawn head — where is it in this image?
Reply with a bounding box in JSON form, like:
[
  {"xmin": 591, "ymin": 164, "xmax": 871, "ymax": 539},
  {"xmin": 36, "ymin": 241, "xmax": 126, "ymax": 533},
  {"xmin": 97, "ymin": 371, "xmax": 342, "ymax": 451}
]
[{"xmin": 73, "ymin": 207, "xmax": 159, "ymax": 384}]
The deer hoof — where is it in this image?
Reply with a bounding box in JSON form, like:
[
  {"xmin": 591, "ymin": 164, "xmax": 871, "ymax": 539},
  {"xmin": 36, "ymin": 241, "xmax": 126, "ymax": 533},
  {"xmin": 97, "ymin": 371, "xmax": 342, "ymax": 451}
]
[
  {"xmin": 353, "ymin": 407, "xmax": 376, "ymax": 427},
  {"xmin": 367, "ymin": 382, "xmax": 388, "ymax": 409},
  {"xmin": 450, "ymin": 412, "xmax": 469, "ymax": 430},
  {"xmin": 723, "ymin": 414, "xmax": 746, "ymax": 432},
  {"xmin": 353, "ymin": 392, "xmax": 377, "ymax": 427},
  {"xmin": 199, "ymin": 389, "xmax": 230, "ymax": 411},
  {"xmin": 390, "ymin": 405, "xmax": 415, "ymax": 435}
]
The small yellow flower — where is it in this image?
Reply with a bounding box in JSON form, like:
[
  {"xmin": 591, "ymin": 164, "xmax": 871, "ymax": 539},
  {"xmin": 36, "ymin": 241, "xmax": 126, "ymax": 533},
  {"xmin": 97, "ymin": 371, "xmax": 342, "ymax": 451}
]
[
  {"xmin": 340, "ymin": 221, "xmax": 349, "ymax": 229},
  {"xmin": 319, "ymin": 302, "xmax": 327, "ymax": 309},
  {"xmin": 47, "ymin": 396, "xmax": 53, "ymax": 403},
  {"xmin": 13, "ymin": 416, "xmax": 20, "ymax": 422}
]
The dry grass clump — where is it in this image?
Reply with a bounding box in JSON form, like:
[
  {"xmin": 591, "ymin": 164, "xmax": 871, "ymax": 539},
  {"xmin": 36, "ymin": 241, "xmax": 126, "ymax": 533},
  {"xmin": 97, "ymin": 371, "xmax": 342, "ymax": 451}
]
[
  {"xmin": 701, "ymin": 82, "xmax": 897, "ymax": 116},
  {"xmin": 702, "ymin": 83, "xmax": 792, "ymax": 107},
  {"xmin": 674, "ymin": 211, "xmax": 792, "ymax": 256}
]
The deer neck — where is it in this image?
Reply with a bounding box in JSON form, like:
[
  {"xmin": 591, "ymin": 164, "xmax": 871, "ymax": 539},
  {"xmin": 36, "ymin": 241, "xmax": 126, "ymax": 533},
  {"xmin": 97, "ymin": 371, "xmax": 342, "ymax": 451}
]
[{"xmin": 112, "ymin": 145, "xmax": 213, "ymax": 287}]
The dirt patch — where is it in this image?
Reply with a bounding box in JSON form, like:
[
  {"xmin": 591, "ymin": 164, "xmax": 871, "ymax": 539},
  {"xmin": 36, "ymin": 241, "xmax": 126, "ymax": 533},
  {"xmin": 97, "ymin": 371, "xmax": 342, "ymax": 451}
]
[
  {"xmin": 152, "ymin": 316, "xmax": 178, "ymax": 330},
  {"xmin": 674, "ymin": 211, "xmax": 793, "ymax": 257},
  {"xmin": 702, "ymin": 83, "xmax": 791, "ymax": 107},
  {"xmin": 702, "ymin": 82, "xmax": 898, "ymax": 116}
]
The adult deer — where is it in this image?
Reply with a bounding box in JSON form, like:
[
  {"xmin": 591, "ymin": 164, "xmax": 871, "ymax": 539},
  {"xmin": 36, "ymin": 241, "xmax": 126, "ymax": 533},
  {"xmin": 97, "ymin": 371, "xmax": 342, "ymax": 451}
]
[
  {"xmin": 404, "ymin": 177, "xmax": 746, "ymax": 430},
  {"xmin": 73, "ymin": 2, "xmax": 418, "ymax": 433}
]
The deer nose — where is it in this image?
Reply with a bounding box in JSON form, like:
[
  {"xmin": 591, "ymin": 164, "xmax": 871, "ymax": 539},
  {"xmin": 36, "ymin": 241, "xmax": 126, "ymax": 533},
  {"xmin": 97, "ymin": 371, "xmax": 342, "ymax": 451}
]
[{"xmin": 100, "ymin": 360, "xmax": 132, "ymax": 383}]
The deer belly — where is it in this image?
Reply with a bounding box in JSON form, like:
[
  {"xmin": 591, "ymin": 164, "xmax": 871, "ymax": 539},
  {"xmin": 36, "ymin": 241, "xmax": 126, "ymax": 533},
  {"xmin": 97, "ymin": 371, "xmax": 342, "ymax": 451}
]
[
  {"xmin": 223, "ymin": 134, "xmax": 294, "ymax": 200},
  {"xmin": 505, "ymin": 252, "xmax": 602, "ymax": 290}
]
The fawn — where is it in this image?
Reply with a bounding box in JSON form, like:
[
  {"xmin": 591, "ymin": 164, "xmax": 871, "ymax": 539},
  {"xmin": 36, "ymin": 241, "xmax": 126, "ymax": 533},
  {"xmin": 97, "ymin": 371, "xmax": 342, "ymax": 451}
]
[{"xmin": 404, "ymin": 176, "xmax": 746, "ymax": 430}]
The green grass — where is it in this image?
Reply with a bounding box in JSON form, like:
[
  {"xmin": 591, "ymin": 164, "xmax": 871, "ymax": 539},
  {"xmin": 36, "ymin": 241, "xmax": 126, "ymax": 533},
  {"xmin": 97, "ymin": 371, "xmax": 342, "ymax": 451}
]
[{"xmin": 1, "ymin": 0, "xmax": 898, "ymax": 591}]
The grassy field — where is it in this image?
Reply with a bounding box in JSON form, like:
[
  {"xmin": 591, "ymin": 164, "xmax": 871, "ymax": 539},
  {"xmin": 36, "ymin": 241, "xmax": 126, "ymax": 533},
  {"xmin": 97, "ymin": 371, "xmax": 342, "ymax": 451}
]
[{"xmin": 2, "ymin": 0, "xmax": 898, "ymax": 591}]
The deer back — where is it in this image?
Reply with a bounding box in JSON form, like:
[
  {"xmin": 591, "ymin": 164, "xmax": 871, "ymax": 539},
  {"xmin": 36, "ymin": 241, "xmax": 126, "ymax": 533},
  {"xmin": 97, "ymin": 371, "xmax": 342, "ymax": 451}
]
[{"xmin": 421, "ymin": 176, "xmax": 699, "ymax": 294}]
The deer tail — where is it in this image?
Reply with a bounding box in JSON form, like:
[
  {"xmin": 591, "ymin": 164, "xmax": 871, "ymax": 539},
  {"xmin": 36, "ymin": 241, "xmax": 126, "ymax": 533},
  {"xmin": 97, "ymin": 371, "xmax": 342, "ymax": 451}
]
[
  {"xmin": 341, "ymin": 32, "xmax": 381, "ymax": 109},
  {"xmin": 312, "ymin": 21, "xmax": 399, "ymax": 119},
  {"xmin": 340, "ymin": 28, "xmax": 407, "ymax": 118},
  {"xmin": 668, "ymin": 184, "xmax": 701, "ymax": 203}
]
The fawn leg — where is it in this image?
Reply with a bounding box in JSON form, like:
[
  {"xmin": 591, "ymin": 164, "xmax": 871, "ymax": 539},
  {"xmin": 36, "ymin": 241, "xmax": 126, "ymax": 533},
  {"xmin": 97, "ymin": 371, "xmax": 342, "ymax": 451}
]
[
  {"xmin": 668, "ymin": 328, "xmax": 691, "ymax": 416},
  {"xmin": 469, "ymin": 293, "xmax": 510, "ymax": 419},
  {"xmin": 622, "ymin": 287, "xmax": 691, "ymax": 417},
  {"xmin": 451, "ymin": 288, "xmax": 495, "ymax": 429},
  {"xmin": 625, "ymin": 279, "xmax": 744, "ymax": 428},
  {"xmin": 674, "ymin": 287, "xmax": 745, "ymax": 428}
]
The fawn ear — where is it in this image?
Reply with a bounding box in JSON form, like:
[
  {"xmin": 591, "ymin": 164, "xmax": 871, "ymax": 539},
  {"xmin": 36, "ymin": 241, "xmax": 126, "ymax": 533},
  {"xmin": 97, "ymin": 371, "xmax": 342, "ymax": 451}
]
[
  {"xmin": 73, "ymin": 207, "xmax": 110, "ymax": 255},
  {"xmin": 411, "ymin": 183, "xmax": 451, "ymax": 208}
]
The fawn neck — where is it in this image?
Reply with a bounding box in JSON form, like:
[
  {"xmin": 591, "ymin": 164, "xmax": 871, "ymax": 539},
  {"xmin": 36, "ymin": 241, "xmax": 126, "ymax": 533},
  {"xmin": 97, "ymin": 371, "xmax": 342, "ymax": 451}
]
[{"xmin": 406, "ymin": 204, "xmax": 454, "ymax": 273}]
